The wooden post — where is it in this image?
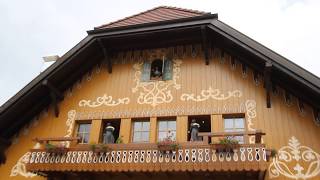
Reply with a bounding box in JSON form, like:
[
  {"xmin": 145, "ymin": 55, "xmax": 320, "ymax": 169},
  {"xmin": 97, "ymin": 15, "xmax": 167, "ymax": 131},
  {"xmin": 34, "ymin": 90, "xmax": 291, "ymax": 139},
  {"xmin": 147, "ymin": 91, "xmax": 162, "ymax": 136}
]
[
  {"xmin": 89, "ymin": 119, "xmax": 102, "ymax": 144},
  {"xmin": 255, "ymin": 130, "xmax": 263, "ymax": 144},
  {"xmin": 211, "ymin": 114, "xmax": 222, "ymax": 143},
  {"xmin": 119, "ymin": 118, "xmax": 131, "ymax": 144},
  {"xmin": 176, "ymin": 116, "xmax": 188, "ymax": 142},
  {"xmin": 149, "ymin": 117, "xmax": 157, "ymax": 143}
]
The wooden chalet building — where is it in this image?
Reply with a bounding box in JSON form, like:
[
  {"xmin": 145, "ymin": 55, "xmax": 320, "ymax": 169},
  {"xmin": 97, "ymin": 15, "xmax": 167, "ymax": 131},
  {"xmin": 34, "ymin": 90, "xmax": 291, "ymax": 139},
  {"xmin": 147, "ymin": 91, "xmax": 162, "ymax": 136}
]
[{"xmin": 0, "ymin": 6, "xmax": 320, "ymax": 180}]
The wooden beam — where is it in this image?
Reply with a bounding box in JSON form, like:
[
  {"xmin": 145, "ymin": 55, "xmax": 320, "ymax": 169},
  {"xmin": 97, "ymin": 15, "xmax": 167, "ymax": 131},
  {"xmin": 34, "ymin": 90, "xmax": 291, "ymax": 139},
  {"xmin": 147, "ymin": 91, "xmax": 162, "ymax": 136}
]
[
  {"xmin": 0, "ymin": 137, "xmax": 11, "ymax": 164},
  {"xmin": 242, "ymin": 63, "xmax": 247, "ymax": 76},
  {"xmin": 285, "ymin": 91, "xmax": 291, "ymax": 105},
  {"xmin": 42, "ymin": 80, "xmax": 63, "ymax": 100},
  {"xmin": 254, "ymin": 71, "xmax": 260, "ymax": 85},
  {"xmin": 42, "ymin": 80, "xmax": 64, "ymax": 117},
  {"xmin": 123, "ymin": 172, "xmax": 133, "ymax": 179},
  {"xmin": 49, "ymin": 92, "xmax": 59, "ymax": 117},
  {"xmin": 298, "ymin": 99, "xmax": 305, "ymax": 113},
  {"xmin": 165, "ymin": 172, "xmax": 173, "ymax": 178},
  {"xmin": 201, "ymin": 25, "xmax": 210, "ymax": 65},
  {"xmin": 97, "ymin": 39, "xmax": 112, "ymax": 73},
  {"xmin": 231, "ymin": 56, "xmax": 236, "ymax": 68},
  {"xmin": 258, "ymin": 171, "xmax": 266, "ymax": 180},
  {"xmin": 314, "ymin": 108, "xmax": 320, "ymax": 125},
  {"xmin": 264, "ymin": 62, "xmax": 272, "ymax": 108}
]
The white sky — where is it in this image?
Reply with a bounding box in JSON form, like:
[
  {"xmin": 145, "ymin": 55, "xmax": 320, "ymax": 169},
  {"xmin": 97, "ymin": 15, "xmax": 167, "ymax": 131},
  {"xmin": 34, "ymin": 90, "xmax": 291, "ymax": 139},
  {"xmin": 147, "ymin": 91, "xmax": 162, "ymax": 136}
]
[{"xmin": 0, "ymin": 0, "xmax": 319, "ymax": 105}]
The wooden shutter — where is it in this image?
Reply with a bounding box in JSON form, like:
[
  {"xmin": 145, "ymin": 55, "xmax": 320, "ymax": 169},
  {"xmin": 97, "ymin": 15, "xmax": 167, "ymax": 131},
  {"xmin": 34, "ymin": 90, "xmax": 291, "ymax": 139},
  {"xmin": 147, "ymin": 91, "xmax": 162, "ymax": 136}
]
[
  {"xmin": 141, "ymin": 61, "xmax": 151, "ymax": 82},
  {"xmin": 163, "ymin": 59, "xmax": 173, "ymax": 80}
]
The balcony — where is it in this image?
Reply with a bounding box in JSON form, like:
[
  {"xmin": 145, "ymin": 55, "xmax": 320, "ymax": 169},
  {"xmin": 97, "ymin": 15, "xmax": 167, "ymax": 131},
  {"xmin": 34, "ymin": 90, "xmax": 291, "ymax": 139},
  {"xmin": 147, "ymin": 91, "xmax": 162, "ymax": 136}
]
[{"xmin": 26, "ymin": 131, "xmax": 268, "ymax": 175}]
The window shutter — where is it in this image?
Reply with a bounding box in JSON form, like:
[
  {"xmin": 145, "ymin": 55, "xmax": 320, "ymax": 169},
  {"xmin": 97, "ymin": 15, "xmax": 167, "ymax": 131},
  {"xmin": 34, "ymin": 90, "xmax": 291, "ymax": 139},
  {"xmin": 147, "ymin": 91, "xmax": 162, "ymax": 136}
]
[
  {"xmin": 163, "ymin": 59, "xmax": 173, "ymax": 80},
  {"xmin": 141, "ymin": 61, "xmax": 151, "ymax": 81}
]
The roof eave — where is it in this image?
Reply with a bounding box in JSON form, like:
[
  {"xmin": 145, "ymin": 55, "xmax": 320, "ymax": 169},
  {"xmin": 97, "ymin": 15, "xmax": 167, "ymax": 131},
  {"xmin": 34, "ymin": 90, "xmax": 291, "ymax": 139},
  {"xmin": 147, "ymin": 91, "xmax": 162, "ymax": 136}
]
[{"xmin": 87, "ymin": 13, "xmax": 218, "ymax": 35}]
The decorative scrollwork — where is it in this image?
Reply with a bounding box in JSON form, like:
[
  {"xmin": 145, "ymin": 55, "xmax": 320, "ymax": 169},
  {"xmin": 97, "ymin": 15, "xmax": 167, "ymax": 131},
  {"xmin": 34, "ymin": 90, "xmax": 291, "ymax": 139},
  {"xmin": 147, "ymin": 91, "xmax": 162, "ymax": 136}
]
[
  {"xmin": 132, "ymin": 60, "xmax": 182, "ymax": 107},
  {"xmin": 10, "ymin": 151, "xmax": 37, "ymax": 177},
  {"xmin": 245, "ymin": 100, "xmax": 258, "ymax": 144},
  {"xmin": 269, "ymin": 136, "xmax": 320, "ymax": 179},
  {"xmin": 78, "ymin": 94, "xmax": 130, "ymax": 108},
  {"xmin": 63, "ymin": 110, "xmax": 76, "ymax": 148},
  {"xmin": 180, "ymin": 87, "xmax": 242, "ymax": 102}
]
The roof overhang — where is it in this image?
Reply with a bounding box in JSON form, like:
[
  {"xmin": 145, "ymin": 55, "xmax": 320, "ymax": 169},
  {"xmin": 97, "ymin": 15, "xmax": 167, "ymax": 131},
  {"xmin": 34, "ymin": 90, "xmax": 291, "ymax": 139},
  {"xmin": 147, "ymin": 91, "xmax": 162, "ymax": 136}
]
[{"xmin": 0, "ymin": 13, "xmax": 319, "ymax": 142}]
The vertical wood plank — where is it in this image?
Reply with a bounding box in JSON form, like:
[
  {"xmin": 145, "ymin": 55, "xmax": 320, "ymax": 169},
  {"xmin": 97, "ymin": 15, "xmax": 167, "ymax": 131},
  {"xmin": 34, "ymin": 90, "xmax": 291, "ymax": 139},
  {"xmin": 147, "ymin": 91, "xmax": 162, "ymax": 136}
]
[
  {"xmin": 150, "ymin": 117, "xmax": 157, "ymax": 143},
  {"xmin": 211, "ymin": 114, "xmax": 222, "ymax": 143},
  {"xmin": 89, "ymin": 119, "xmax": 102, "ymax": 144},
  {"xmin": 119, "ymin": 118, "xmax": 131, "ymax": 144},
  {"xmin": 177, "ymin": 116, "xmax": 188, "ymax": 142}
]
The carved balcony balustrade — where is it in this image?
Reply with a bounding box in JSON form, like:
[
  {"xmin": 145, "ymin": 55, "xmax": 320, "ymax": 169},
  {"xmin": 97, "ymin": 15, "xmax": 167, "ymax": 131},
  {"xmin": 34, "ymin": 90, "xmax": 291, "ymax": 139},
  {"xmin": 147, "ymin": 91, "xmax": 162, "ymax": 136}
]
[{"xmin": 26, "ymin": 131, "xmax": 268, "ymax": 173}]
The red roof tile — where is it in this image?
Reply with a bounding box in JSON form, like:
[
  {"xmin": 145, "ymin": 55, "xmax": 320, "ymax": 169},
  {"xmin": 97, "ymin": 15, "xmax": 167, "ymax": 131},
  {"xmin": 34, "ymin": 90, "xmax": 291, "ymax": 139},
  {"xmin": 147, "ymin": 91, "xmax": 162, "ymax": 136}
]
[{"xmin": 96, "ymin": 6, "xmax": 210, "ymax": 29}]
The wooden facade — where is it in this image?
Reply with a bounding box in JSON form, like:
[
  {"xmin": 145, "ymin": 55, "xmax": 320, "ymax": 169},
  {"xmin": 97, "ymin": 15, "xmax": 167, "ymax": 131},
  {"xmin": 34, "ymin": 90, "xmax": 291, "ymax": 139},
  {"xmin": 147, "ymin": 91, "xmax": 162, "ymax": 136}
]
[{"xmin": 0, "ymin": 6, "xmax": 319, "ymax": 180}]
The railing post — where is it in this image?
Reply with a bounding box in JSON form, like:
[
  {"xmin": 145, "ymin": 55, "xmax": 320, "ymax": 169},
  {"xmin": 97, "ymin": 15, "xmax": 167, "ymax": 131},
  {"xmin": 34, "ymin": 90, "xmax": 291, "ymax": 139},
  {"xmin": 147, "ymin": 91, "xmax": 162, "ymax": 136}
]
[
  {"xmin": 202, "ymin": 135, "xmax": 209, "ymax": 144},
  {"xmin": 255, "ymin": 130, "xmax": 262, "ymax": 144}
]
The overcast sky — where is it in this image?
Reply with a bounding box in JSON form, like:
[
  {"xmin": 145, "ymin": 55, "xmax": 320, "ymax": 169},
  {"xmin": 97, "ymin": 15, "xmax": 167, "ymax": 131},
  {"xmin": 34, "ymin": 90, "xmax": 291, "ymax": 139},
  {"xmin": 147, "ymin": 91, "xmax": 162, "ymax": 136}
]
[{"xmin": 0, "ymin": 0, "xmax": 319, "ymax": 105}]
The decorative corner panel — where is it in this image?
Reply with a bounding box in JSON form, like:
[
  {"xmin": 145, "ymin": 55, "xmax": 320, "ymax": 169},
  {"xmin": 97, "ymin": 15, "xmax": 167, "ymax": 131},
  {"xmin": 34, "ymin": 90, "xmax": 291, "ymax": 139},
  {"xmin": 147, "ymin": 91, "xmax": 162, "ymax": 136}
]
[{"xmin": 269, "ymin": 136, "xmax": 320, "ymax": 179}]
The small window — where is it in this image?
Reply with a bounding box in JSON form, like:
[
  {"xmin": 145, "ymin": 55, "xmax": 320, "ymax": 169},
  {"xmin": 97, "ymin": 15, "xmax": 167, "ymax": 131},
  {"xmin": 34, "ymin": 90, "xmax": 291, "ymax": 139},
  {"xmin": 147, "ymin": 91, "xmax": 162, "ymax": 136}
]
[
  {"xmin": 158, "ymin": 118, "xmax": 176, "ymax": 141},
  {"xmin": 141, "ymin": 58, "xmax": 173, "ymax": 81},
  {"xmin": 132, "ymin": 120, "xmax": 150, "ymax": 143},
  {"xmin": 224, "ymin": 117, "xmax": 245, "ymax": 144},
  {"xmin": 77, "ymin": 123, "xmax": 91, "ymax": 144}
]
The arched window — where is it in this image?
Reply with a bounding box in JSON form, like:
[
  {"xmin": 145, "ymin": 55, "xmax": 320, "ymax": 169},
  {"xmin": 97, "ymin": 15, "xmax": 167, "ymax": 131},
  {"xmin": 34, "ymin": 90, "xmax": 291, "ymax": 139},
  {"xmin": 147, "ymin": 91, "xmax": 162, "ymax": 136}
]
[{"xmin": 141, "ymin": 58, "xmax": 173, "ymax": 81}]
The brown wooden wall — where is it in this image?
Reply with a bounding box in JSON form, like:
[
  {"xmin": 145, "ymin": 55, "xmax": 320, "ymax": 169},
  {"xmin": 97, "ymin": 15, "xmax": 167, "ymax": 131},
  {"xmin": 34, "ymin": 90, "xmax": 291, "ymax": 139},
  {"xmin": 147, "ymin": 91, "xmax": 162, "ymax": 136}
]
[{"xmin": 1, "ymin": 46, "xmax": 319, "ymax": 180}]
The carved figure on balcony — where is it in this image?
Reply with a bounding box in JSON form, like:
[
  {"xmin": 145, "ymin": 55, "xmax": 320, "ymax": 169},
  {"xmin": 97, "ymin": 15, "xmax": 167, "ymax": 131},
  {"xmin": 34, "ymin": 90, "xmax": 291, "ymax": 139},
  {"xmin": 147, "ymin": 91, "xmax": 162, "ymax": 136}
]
[
  {"xmin": 104, "ymin": 123, "xmax": 115, "ymax": 144},
  {"xmin": 190, "ymin": 119, "xmax": 200, "ymax": 141}
]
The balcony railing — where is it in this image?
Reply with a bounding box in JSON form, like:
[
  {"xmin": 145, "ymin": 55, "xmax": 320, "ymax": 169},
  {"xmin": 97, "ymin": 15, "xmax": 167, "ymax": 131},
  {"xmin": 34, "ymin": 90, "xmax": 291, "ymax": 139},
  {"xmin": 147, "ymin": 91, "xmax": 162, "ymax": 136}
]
[{"xmin": 26, "ymin": 131, "xmax": 268, "ymax": 173}]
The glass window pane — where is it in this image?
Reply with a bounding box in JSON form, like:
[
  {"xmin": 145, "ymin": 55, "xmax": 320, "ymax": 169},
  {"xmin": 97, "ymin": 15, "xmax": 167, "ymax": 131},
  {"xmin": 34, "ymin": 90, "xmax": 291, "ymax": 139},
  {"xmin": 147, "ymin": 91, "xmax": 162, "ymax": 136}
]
[
  {"xmin": 142, "ymin": 122, "xmax": 150, "ymax": 131},
  {"xmin": 234, "ymin": 136, "xmax": 244, "ymax": 144},
  {"xmin": 170, "ymin": 131, "xmax": 176, "ymax": 140},
  {"xmin": 133, "ymin": 132, "xmax": 141, "ymax": 142},
  {"xmin": 158, "ymin": 132, "xmax": 167, "ymax": 141},
  {"xmin": 80, "ymin": 124, "xmax": 91, "ymax": 133},
  {"xmin": 168, "ymin": 121, "xmax": 176, "ymax": 130},
  {"xmin": 134, "ymin": 122, "xmax": 141, "ymax": 131},
  {"xmin": 158, "ymin": 121, "xmax": 167, "ymax": 131},
  {"xmin": 235, "ymin": 118, "xmax": 244, "ymax": 128},
  {"xmin": 141, "ymin": 132, "xmax": 149, "ymax": 142},
  {"xmin": 86, "ymin": 124, "xmax": 91, "ymax": 132},
  {"xmin": 83, "ymin": 134, "xmax": 89, "ymax": 144},
  {"xmin": 224, "ymin": 119, "xmax": 233, "ymax": 129},
  {"xmin": 79, "ymin": 124, "xmax": 85, "ymax": 132}
]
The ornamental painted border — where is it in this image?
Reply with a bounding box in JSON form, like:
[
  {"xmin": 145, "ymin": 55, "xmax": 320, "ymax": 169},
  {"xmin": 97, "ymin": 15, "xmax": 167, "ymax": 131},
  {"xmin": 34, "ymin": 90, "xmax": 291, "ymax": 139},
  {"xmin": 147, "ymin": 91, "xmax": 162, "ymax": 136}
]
[
  {"xmin": 79, "ymin": 94, "xmax": 130, "ymax": 108},
  {"xmin": 180, "ymin": 87, "xmax": 242, "ymax": 101},
  {"xmin": 10, "ymin": 110, "xmax": 77, "ymax": 178}
]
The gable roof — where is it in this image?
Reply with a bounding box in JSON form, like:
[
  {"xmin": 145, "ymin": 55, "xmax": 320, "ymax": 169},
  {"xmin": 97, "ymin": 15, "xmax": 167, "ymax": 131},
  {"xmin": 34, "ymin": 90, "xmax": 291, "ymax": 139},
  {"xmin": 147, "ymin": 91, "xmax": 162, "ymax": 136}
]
[
  {"xmin": 0, "ymin": 6, "xmax": 320, "ymax": 143},
  {"xmin": 95, "ymin": 6, "xmax": 210, "ymax": 29}
]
